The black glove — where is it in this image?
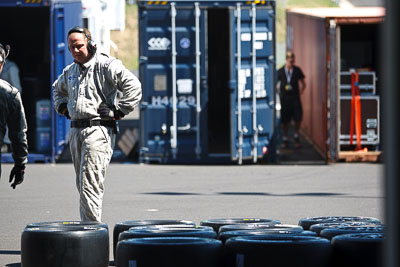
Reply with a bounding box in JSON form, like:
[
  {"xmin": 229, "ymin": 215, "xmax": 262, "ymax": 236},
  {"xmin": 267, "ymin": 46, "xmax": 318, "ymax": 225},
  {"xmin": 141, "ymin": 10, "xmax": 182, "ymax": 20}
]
[
  {"xmin": 98, "ymin": 103, "xmax": 125, "ymax": 120},
  {"xmin": 58, "ymin": 103, "xmax": 70, "ymax": 119},
  {"xmin": 9, "ymin": 164, "xmax": 25, "ymax": 189}
]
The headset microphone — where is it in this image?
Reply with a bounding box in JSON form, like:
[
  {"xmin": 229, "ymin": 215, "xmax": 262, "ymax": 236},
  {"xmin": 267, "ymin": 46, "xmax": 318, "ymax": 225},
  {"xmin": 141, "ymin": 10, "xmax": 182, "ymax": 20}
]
[{"xmin": 0, "ymin": 44, "xmax": 10, "ymax": 64}]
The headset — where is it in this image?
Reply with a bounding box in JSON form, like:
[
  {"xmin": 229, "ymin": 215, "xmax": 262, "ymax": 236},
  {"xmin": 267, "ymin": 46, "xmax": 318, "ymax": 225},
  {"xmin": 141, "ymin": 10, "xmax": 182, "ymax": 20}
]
[
  {"xmin": 0, "ymin": 43, "xmax": 10, "ymax": 64},
  {"xmin": 67, "ymin": 26, "xmax": 97, "ymax": 54}
]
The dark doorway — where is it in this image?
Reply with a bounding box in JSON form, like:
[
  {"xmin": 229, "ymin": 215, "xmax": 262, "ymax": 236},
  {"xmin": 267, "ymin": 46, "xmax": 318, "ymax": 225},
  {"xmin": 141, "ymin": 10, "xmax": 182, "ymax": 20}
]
[
  {"xmin": 0, "ymin": 7, "xmax": 51, "ymax": 154},
  {"xmin": 207, "ymin": 9, "xmax": 231, "ymax": 154}
]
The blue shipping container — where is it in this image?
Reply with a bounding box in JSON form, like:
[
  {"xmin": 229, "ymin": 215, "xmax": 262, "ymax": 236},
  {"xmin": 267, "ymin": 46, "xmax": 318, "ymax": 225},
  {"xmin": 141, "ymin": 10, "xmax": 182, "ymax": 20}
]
[
  {"xmin": 139, "ymin": 0, "xmax": 276, "ymax": 164},
  {"xmin": 0, "ymin": 0, "xmax": 82, "ymax": 163}
]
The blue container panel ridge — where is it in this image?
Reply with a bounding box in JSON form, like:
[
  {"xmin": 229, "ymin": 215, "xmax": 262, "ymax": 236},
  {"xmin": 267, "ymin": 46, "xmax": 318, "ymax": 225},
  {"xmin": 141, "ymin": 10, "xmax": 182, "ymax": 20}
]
[{"xmin": 51, "ymin": 1, "xmax": 82, "ymax": 161}]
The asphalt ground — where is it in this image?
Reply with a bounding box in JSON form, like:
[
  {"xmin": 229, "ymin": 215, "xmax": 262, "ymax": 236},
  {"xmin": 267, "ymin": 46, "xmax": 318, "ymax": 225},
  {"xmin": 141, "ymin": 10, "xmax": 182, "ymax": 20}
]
[{"xmin": 0, "ymin": 162, "xmax": 384, "ymax": 266}]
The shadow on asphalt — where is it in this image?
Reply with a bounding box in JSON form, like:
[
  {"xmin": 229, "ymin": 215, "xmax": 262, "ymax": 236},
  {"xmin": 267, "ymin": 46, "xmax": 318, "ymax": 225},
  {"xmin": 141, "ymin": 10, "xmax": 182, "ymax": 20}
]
[
  {"xmin": 5, "ymin": 263, "xmax": 20, "ymax": 267},
  {"xmin": 141, "ymin": 191, "xmax": 382, "ymax": 199},
  {"xmin": 218, "ymin": 192, "xmax": 346, "ymax": 197},
  {"xmin": 143, "ymin": 192, "xmax": 202, "ymax": 196},
  {"xmin": 0, "ymin": 250, "xmax": 20, "ymax": 255},
  {"xmin": 142, "ymin": 191, "xmax": 346, "ymax": 197}
]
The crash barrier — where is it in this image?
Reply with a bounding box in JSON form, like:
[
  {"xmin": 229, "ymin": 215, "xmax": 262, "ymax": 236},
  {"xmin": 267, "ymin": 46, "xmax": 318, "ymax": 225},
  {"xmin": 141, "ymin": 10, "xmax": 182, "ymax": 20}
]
[
  {"xmin": 21, "ymin": 221, "xmax": 109, "ymax": 267},
  {"xmin": 21, "ymin": 217, "xmax": 383, "ymax": 267}
]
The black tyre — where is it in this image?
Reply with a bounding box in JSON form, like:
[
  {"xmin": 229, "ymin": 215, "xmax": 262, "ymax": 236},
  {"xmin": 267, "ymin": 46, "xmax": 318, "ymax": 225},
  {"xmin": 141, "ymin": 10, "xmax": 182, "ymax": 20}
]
[
  {"xmin": 320, "ymin": 225, "xmax": 385, "ymax": 240},
  {"xmin": 200, "ymin": 218, "xmax": 280, "ymax": 232},
  {"xmin": 219, "ymin": 223, "xmax": 303, "ymax": 234},
  {"xmin": 298, "ymin": 216, "xmax": 381, "ymax": 230},
  {"xmin": 224, "ymin": 235, "xmax": 331, "ymax": 267},
  {"xmin": 129, "ymin": 224, "xmax": 198, "ymax": 230},
  {"xmin": 21, "ymin": 226, "xmax": 109, "ymax": 267},
  {"xmin": 113, "ymin": 220, "xmax": 195, "ymax": 258},
  {"xmin": 116, "ymin": 237, "xmax": 223, "ymax": 267},
  {"xmin": 118, "ymin": 226, "xmax": 217, "ymax": 241},
  {"xmin": 310, "ymin": 222, "xmax": 375, "ymax": 236},
  {"xmin": 25, "ymin": 220, "xmax": 109, "ymax": 231},
  {"xmin": 331, "ymin": 233, "xmax": 384, "ymax": 267},
  {"xmin": 219, "ymin": 229, "xmax": 317, "ymax": 243}
]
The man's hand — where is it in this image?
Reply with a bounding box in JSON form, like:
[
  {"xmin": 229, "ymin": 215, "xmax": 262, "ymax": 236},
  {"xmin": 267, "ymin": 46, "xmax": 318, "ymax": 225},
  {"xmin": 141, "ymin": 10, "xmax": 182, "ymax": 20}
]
[
  {"xmin": 98, "ymin": 103, "xmax": 125, "ymax": 120},
  {"xmin": 58, "ymin": 103, "xmax": 70, "ymax": 119},
  {"xmin": 9, "ymin": 164, "xmax": 25, "ymax": 189},
  {"xmin": 299, "ymin": 79, "xmax": 306, "ymax": 95}
]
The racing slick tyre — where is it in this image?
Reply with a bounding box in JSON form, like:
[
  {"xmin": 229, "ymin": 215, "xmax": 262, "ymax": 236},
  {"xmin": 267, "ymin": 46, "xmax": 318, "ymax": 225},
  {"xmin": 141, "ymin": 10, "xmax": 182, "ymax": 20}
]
[
  {"xmin": 113, "ymin": 220, "xmax": 194, "ymax": 259},
  {"xmin": 298, "ymin": 216, "xmax": 381, "ymax": 230},
  {"xmin": 218, "ymin": 230, "xmax": 317, "ymax": 243},
  {"xmin": 224, "ymin": 235, "xmax": 331, "ymax": 267},
  {"xmin": 25, "ymin": 220, "xmax": 109, "ymax": 231},
  {"xmin": 331, "ymin": 233, "xmax": 384, "ymax": 267},
  {"xmin": 116, "ymin": 237, "xmax": 223, "ymax": 267},
  {"xmin": 219, "ymin": 223, "xmax": 303, "ymax": 234},
  {"xmin": 118, "ymin": 226, "xmax": 217, "ymax": 242},
  {"xmin": 21, "ymin": 226, "xmax": 109, "ymax": 267},
  {"xmin": 309, "ymin": 222, "xmax": 376, "ymax": 236},
  {"xmin": 200, "ymin": 218, "xmax": 280, "ymax": 233},
  {"xmin": 320, "ymin": 224, "xmax": 385, "ymax": 240}
]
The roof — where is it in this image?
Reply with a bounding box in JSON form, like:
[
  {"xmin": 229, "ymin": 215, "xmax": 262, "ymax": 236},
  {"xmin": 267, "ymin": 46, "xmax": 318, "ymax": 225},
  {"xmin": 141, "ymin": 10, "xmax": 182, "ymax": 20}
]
[{"xmin": 287, "ymin": 7, "xmax": 385, "ymax": 19}]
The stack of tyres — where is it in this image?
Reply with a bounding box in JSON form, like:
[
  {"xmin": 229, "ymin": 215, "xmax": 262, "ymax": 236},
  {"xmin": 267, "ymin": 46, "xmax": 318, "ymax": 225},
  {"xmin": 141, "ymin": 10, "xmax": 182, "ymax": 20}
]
[
  {"xmin": 21, "ymin": 221, "xmax": 109, "ymax": 267},
  {"xmin": 219, "ymin": 223, "xmax": 303, "ymax": 234},
  {"xmin": 298, "ymin": 216, "xmax": 381, "ymax": 230},
  {"xmin": 118, "ymin": 226, "xmax": 217, "ymax": 243},
  {"xmin": 200, "ymin": 218, "xmax": 281, "ymax": 232},
  {"xmin": 113, "ymin": 220, "xmax": 195, "ymax": 259},
  {"xmin": 331, "ymin": 233, "xmax": 384, "ymax": 267},
  {"xmin": 219, "ymin": 229, "xmax": 317, "ymax": 243},
  {"xmin": 25, "ymin": 220, "xmax": 109, "ymax": 230},
  {"xmin": 116, "ymin": 237, "xmax": 223, "ymax": 267},
  {"xmin": 309, "ymin": 221, "xmax": 378, "ymax": 236},
  {"xmin": 218, "ymin": 224, "xmax": 312, "ymax": 244},
  {"xmin": 224, "ymin": 235, "xmax": 331, "ymax": 267},
  {"xmin": 319, "ymin": 224, "xmax": 385, "ymax": 240}
]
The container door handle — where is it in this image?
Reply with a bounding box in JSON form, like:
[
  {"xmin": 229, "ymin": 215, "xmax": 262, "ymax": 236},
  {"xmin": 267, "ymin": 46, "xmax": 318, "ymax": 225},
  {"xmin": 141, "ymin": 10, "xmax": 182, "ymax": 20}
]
[
  {"xmin": 171, "ymin": 2, "xmax": 178, "ymax": 159},
  {"xmin": 177, "ymin": 123, "xmax": 191, "ymax": 131},
  {"xmin": 251, "ymin": 3, "xmax": 258, "ymax": 163},
  {"xmin": 195, "ymin": 2, "xmax": 201, "ymax": 158},
  {"xmin": 236, "ymin": 3, "xmax": 243, "ymax": 165}
]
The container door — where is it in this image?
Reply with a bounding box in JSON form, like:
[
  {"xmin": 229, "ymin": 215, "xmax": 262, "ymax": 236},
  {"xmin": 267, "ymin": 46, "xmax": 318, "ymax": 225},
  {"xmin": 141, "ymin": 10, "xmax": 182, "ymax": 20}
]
[
  {"xmin": 51, "ymin": 1, "xmax": 82, "ymax": 161},
  {"xmin": 139, "ymin": 4, "xmax": 206, "ymax": 162},
  {"xmin": 230, "ymin": 4, "xmax": 275, "ymax": 164}
]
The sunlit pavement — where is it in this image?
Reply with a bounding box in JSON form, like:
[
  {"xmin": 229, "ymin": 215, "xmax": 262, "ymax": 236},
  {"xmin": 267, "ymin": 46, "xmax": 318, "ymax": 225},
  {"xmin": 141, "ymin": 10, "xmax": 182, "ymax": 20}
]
[{"xmin": 0, "ymin": 162, "xmax": 383, "ymax": 266}]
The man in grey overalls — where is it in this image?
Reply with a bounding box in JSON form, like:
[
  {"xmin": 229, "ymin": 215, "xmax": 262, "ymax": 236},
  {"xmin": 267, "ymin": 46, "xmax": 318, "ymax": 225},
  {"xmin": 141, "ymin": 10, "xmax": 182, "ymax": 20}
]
[
  {"xmin": 0, "ymin": 43, "xmax": 28, "ymax": 189},
  {"xmin": 53, "ymin": 27, "xmax": 142, "ymax": 222}
]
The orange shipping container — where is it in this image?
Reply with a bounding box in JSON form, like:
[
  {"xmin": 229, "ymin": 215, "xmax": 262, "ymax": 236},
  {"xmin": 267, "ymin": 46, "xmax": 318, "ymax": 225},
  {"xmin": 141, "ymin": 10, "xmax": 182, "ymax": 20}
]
[{"xmin": 286, "ymin": 7, "xmax": 385, "ymax": 161}]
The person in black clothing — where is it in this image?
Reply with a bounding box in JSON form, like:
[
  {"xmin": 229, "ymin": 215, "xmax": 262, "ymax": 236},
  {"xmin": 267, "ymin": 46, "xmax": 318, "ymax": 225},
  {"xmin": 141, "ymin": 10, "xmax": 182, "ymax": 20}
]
[
  {"xmin": 277, "ymin": 51, "xmax": 306, "ymax": 148},
  {"xmin": 0, "ymin": 43, "xmax": 28, "ymax": 188}
]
